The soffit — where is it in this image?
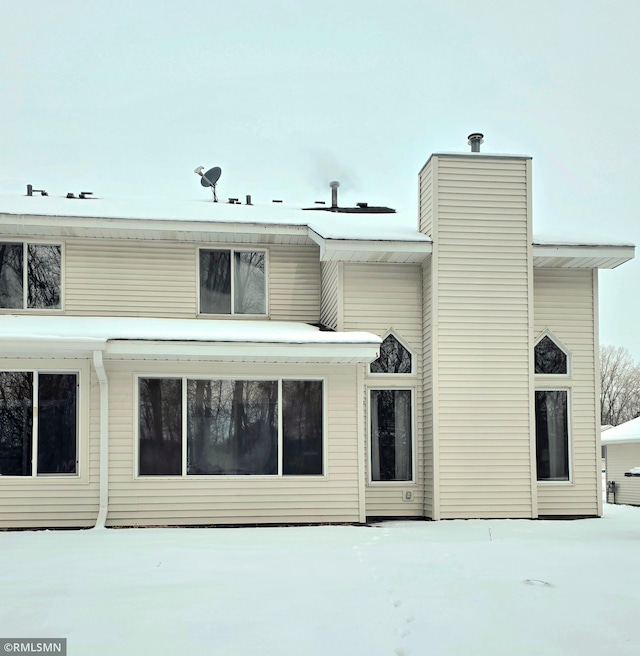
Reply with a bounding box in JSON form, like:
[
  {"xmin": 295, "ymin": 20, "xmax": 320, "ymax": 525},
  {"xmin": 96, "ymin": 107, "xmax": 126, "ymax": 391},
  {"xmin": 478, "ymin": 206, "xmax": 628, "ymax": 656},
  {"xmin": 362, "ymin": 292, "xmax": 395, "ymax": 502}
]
[{"xmin": 532, "ymin": 245, "xmax": 635, "ymax": 269}]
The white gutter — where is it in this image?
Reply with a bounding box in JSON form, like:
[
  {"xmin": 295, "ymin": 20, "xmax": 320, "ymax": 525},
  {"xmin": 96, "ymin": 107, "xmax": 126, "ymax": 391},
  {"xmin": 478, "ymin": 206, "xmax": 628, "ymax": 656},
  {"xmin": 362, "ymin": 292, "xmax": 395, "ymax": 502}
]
[
  {"xmin": 105, "ymin": 340, "xmax": 380, "ymax": 362},
  {"xmin": 92, "ymin": 350, "xmax": 109, "ymax": 529}
]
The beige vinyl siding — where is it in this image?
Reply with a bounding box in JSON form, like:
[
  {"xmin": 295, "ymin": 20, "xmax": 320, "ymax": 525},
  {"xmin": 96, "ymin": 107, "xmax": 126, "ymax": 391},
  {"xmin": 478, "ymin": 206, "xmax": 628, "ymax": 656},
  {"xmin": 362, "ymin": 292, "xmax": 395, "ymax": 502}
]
[
  {"xmin": 0, "ymin": 359, "xmax": 99, "ymax": 528},
  {"xmin": 269, "ymin": 244, "xmax": 320, "ymax": 322},
  {"xmin": 105, "ymin": 361, "xmax": 360, "ymax": 526},
  {"xmin": 320, "ymin": 261, "xmax": 341, "ymax": 330},
  {"xmin": 606, "ymin": 443, "xmax": 640, "ymax": 506},
  {"xmin": 534, "ymin": 268, "xmax": 599, "ymax": 516},
  {"xmin": 64, "ymin": 239, "xmax": 320, "ymax": 322},
  {"xmin": 422, "ymin": 155, "xmax": 534, "ymax": 519},
  {"xmin": 342, "ymin": 263, "xmax": 424, "ymax": 517}
]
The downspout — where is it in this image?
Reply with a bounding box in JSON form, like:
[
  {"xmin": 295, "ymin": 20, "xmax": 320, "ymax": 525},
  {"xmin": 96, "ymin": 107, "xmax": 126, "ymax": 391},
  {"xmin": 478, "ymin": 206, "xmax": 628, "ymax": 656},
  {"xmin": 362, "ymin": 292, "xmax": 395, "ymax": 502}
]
[{"xmin": 92, "ymin": 349, "xmax": 109, "ymax": 529}]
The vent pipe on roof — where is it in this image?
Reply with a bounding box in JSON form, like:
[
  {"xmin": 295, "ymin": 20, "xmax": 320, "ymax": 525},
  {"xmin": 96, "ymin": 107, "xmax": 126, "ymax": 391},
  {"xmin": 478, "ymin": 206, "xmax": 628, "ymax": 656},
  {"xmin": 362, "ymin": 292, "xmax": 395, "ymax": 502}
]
[
  {"xmin": 26, "ymin": 184, "xmax": 48, "ymax": 197},
  {"xmin": 330, "ymin": 180, "xmax": 340, "ymax": 208},
  {"xmin": 468, "ymin": 133, "xmax": 484, "ymax": 153}
]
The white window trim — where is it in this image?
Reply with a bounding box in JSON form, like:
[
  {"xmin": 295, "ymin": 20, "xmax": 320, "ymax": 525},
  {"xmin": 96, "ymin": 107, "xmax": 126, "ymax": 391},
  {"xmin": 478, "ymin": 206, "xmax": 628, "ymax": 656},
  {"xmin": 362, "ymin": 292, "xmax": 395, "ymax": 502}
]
[
  {"xmin": 197, "ymin": 246, "xmax": 269, "ymax": 317},
  {"xmin": 533, "ymin": 329, "xmax": 571, "ymax": 378},
  {"xmin": 0, "ymin": 240, "xmax": 65, "ymax": 314},
  {"xmin": 0, "ymin": 365, "xmax": 83, "ymax": 480},
  {"xmin": 535, "ymin": 386, "xmax": 573, "ymax": 485},
  {"xmin": 367, "ymin": 328, "xmax": 416, "ymax": 378},
  {"xmin": 134, "ymin": 373, "xmax": 326, "ymax": 480},
  {"xmin": 367, "ymin": 386, "xmax": 416, "ymax": 486}
]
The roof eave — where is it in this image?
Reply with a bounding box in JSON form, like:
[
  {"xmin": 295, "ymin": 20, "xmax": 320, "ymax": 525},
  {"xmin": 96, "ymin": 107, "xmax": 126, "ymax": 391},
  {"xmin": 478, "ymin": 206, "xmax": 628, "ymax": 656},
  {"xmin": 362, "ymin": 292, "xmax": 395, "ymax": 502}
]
[
  {"xmin": 105, "ymin": 340, "xmax": 380, "ymax": 363},
  {"xmin": 308, "ymin": 230, "xmax": 432, "ymax": 264},
  {"xmin": 532, "ymin": 244, "xmax": 635, "ymax": 269},
  {"xmin": 0, "ymin": 212, "xmax": 309, "ymax": 241}
]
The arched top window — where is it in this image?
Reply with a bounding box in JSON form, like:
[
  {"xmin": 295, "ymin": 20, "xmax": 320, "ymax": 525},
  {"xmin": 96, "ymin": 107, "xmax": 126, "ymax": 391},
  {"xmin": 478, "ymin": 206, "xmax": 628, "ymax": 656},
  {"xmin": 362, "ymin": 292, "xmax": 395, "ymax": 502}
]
[
  {"xmin": 534, "ymin": 334, "xmax": 568, "ymax": 375},
  {"xmin": 370, "ymin": 334, "xmax": 412, "ymax": 374}
]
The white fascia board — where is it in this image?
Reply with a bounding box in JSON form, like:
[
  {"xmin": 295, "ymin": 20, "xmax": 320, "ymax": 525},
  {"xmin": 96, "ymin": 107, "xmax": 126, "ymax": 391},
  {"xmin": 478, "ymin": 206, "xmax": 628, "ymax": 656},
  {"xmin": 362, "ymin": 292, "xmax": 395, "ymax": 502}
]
[
  {"xmin": 532, "ymin": 244, "xmax": 635, "ymax": 269},
  {"xmin": 602, "ymin": 437, "xmax": 640, "ymax": 446},
  {"xmin": 308, "ymin": 229, "xmax": 432, "ymax": 263},
  {"xmin": 105, "ymin": 340, "xmax": 380, "ymax": 363},
  {"xmin": 0, "ymin": 213, "xmax": 308, "ymax": 240},
  {"xmin": 0, "ymin": 336, "xmax": 107, "ymax": 356}
]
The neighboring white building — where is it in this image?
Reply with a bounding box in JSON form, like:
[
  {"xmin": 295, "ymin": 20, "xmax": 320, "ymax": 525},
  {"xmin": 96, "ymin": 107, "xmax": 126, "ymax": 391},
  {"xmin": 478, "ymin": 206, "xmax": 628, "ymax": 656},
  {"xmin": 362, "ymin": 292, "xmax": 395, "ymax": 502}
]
[
  {"xmin": 0, "ymin": 145, "xmax": 634, "ymax": 527},
  {"xmin": 602, "ymin": 418, "xmax": 640, "ymax": 506}
]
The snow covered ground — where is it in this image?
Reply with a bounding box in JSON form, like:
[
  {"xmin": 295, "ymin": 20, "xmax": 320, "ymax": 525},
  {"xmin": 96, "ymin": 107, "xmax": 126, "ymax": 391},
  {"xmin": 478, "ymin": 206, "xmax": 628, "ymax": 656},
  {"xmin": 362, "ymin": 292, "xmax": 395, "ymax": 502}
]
[{"xmin": 2, "ymin": 505, "xmax": 639, "ymax": 656}]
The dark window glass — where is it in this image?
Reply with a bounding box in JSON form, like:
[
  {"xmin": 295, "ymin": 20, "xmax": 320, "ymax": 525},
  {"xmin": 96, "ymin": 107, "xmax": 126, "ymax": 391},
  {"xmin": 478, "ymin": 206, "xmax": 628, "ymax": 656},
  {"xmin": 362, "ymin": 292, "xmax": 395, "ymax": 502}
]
[
  {"xmin": 0, "ymin": 243, "xmax": 23, "ymax": 309},
  {"xmin": 535, "ymin": 336, "xmax": 567, "ymax": 374},
  {"xmin": 234, "ymin": 251, "xmax": 266, "ymax": 314},
  {"xmin": 283, "ymin": 380, "xmax": 323, "ymax": 475},
  {"xmin": 370, "ymin": 389, "xmax": 412, "ymax": 481},
  {"xmin": 536, "ymin": 390, "xmax": 569, "ymax": 481},
  {"xmin": 0, "ymin": 372, "xmax": 33, "ymax": 476},
  {"xmin": 37, "ymin": 373, "xmax": 77, "ymax": 474},
  {"xmin": 187, "ymin": 380, "xmax": 277, "ymax": 475},
  {"xmin": 28, "ymin": 244, "xmax": 61, "ymax": 309},
  {"xmin": 200, "ymin": 250, "xmax": 231, "ymax": 314},
  {"xmin": 370, "ymin": 334, "xmax": 412, "ymax": 374},
  {"xmin": 139, "ymin": 378, "xmax": 183, "ymax": 476}
]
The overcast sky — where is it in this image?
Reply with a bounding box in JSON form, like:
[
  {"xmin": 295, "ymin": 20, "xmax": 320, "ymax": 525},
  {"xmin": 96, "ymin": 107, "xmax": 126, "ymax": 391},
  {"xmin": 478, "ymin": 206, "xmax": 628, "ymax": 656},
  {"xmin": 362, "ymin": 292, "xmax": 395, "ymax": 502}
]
[{"xmin": 1, "ymin": 1, "xmax": 639, "ymax": 356}]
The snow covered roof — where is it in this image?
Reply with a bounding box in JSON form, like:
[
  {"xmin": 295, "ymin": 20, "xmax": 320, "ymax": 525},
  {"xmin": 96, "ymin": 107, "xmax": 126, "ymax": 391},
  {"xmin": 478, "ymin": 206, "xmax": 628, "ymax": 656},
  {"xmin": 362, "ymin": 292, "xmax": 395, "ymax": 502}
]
[
  {"xmin": 0, "ymin": 194, "xmax": 433, "ymax": 264},
  {"xmin": 0, "ymin": 315, "xmax": 381, "ymax": 364},
  {"xmin": 601, "ymin": 417, "xmax": 640, "ymax": 445},
  {"xmin": 0, "ymin": 194, "xmax": 429, "ymax": 243},
  {"xmin": 0, "ymin": 193, "xmax": 633, "ymax": 268}
]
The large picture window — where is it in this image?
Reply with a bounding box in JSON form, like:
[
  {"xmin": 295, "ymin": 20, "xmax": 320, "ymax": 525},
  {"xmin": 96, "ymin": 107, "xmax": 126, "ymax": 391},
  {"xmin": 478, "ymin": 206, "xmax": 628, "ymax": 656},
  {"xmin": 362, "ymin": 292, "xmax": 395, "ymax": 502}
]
[
  {"xmin": 138, "ymin": 377, "xmax": 323, "ymax": 477},
  {"xmin": 535, "ymin": 390, "xmax": 569, "ymax": 481},
  {"xmin": 370, "ymin": 389, "xmax": 412, "ymax": 482},
  {"xmin": 0, "ymin": 371, "xmax": 77, "ymax": 476},
  {"xmin": 0, "ymin": 242, "xmax": 62, "ymax": 310},
  {"xmin": 199, "ymin": 249, "xmax": 266, "ymax": 315},
  {"xmin": 187, "ymin": 379, "xmax": 278, "ymax": 475}
]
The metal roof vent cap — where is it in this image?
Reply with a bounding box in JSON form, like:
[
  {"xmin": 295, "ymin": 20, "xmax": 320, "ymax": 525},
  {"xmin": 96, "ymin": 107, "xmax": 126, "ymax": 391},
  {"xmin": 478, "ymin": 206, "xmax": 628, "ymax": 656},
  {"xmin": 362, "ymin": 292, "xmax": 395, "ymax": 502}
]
[
  {"xmin": 330, "ymin": 180, "xmax": 340, "ymax": 208},
  {"xmin": 468, "ymin": 133, "xmax": 484, "ymax": 153}
]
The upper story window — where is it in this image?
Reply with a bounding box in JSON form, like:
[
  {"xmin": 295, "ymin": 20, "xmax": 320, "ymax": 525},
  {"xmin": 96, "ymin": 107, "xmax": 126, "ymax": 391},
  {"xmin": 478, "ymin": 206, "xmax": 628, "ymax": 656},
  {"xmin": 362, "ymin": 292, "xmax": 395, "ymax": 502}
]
[
  {"xmin": 199, "ymin": 249, "xmax": 266, "ymax": 315},
  {"xmin": 534, "ymin": 334, "xmax": 568, "ymax": 375},
  {"xmin": 370, "ymin": 333, "xmax": 412, "ymax": 374},
  {"xmin": 0, "ymin": 243, "xmax": 61, "ymax": 310}
]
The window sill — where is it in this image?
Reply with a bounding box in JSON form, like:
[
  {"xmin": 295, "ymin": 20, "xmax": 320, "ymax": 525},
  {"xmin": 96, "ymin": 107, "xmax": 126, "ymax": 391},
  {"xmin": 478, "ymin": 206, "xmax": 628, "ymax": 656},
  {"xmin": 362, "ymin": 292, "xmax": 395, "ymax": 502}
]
[
  {"xmin": 197, "ymin": 313, "xmax": 269, "ymax": 320},
  {"xmin": 134, "ymin": 474, "xmax": 328, "ymax": 481},
  {"xmin": 0, "ymin": 308, "xmax": 64, "ymax": 314},
  {"xmin": 0, "ymin": 474, "xmax": 86, "ymax": 484}
]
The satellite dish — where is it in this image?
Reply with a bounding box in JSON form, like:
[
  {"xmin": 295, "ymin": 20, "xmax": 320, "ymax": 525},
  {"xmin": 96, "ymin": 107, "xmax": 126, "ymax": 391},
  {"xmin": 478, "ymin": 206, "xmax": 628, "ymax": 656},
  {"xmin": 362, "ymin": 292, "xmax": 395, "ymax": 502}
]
[
  {"xmin": 194, "ymin": 165, "xmax": 222, "ymax": 202},
  {"xmin": 200, "ymin": 166, "xmax": 222, "ymax": 188}
]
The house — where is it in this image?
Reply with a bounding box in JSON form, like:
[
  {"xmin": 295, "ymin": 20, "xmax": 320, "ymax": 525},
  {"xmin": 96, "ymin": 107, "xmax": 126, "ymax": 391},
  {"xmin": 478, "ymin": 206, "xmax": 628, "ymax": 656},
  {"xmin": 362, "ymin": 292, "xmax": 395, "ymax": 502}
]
[
  {"xmin": 0, "ymin": 143, "xmax": 634, "ymax": 528},
  {"xmin": 602, "ymin": 418, "xmax": 640, "ymax": 506}
]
